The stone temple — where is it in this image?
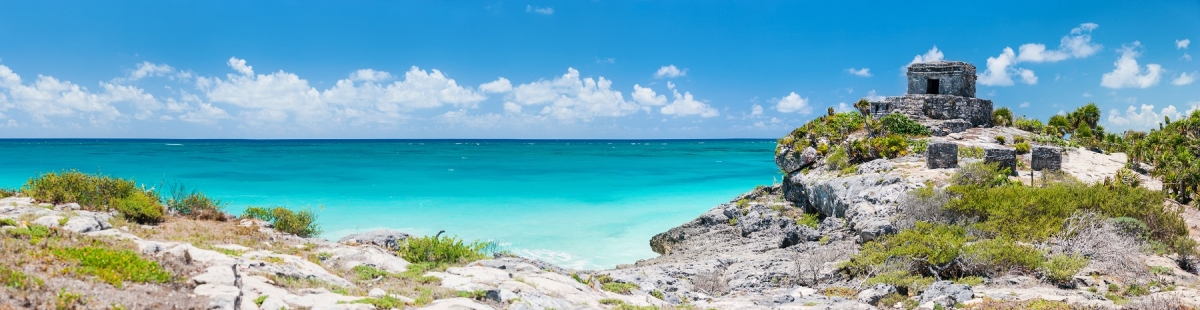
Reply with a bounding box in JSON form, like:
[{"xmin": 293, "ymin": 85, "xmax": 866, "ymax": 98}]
[{"xmin": 868, "ymin": 61, "xmax": 993, "ymax": 134}]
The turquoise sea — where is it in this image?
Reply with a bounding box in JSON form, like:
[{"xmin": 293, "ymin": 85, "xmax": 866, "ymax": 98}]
[{"xmin": 0, "ymin": 139, "xmax": 778, "ymax": 269}]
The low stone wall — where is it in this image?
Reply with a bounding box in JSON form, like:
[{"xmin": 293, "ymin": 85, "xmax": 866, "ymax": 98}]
[
  {"xmin": 868, "ymin": 94, "xmax": 993, "ymax": 127},
  {"xmin": 926, "ymin": 142, "xmax": 958, "ymax": 169},
  {"xmin": 984, "ymin": 147, "xmax": 1017, "ymax": 176},
  {"xmin": 1031, "ymin": 146, "xmax": 1063, "ymax": 171}
]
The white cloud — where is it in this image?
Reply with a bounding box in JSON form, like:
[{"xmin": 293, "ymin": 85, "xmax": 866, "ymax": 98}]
[
  {"xmin": 127, "ymin": 62, "xmax": 176, "ymax": 81},
  {"xmin": 1101, "ymin": 42, "xmax": 1164, "ymax": 89},
  {"xmin": 1019, "ymin": 102, "xmax": 1031, "ymax": 108},
  {"xmin": 349, "ymin": 69, "xmax": 392, "ymax": 82},
  {"xmin": 227, "ymin": 57, "xmax": 254, "ymax": 75},
  {"xmin": 750, "ymin": 104, "xmax": 763, "ymax": 116},
  {"xmin": 660, "ymin": 83, "xmax": 718, "ymax": 117},
  {"xmin": 774, "ymin": 92, "xmax": 811, "ymax": 114},
  {"xmin": 526, "ymin": 5, "xmax": 554, "ymax": 15},
  {"xmin": 1174, "ymin": 72, "xmax": 1197, "ymax": 86},
  {"xmin": 909, "ymin": 46, "xmax": 944, "ymax": 65},
  {"xmin": 1083, "ymin": 92, "xmax": 1093, "ymax": 97},
  {"xmin": 631, "ymin": 84, "xmax": 667, "ymax": 106},
  {"xmin": 510, "ymin": 68, "xmax": 639, "ymax": 120},
  {"xmin": 980, "ymin": 23, "xmax": 1101, "ymax": 86},
  {"xmin": 1179, "ymin": 39, "xmax": 1191, "ymax": 49},
  {"xmin": 654, "ymin": 65, "xmax": 686, "ymax": 79},
  {"xmin": 845, "ymin": 68, "xmax": 872, "ymax": 77},
  {"xmin": 0, "ymin": 63, "xmax": 159, "ymax": 124},
  {"xmin": 503, "ymin": 102, "xmax": 522, "ymax": 113},
  {"xmin": 1107, "ymin": 104, "xmax": 1181, "ymax": 130},
  {"xmin": 479, "ymin": 78, "xmax": 513, "ymax": 93},
  {"xmin": 1184, "ymin": 53, "xmax": 1193, "ymax": 61},
  {"xmin": 864, "ymin": 90, "xmax": 884, "ymax": 101}
]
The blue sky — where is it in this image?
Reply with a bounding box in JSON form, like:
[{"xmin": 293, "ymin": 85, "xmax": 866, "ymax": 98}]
[{"xmin": 0, "ymin": 1, "xmax": 1197, "ymax": 139}]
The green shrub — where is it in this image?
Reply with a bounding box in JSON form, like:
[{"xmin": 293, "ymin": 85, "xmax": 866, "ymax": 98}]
[
  {"xmin": 398, "ymin": 234, "xmax": 489, "ymax": 264},
  {"xmin": 602, "ymin": 281, "xmax": 639, "ymax": 294},
  {"xmin": 777, "ymin": 112, "xmax": 865, "ymax": 156},
  {"xmin": 796, "ymin": 213, "xmax": 820, "ymax": 229},
  {"xmin": 241, "ymin": 206, "xmax": 322, "ymax": 237},
  {"xmin": 993, "ymin": 107, "xmax": 1014, "ymax": 127},
  {"xmin": 110, "ymin": 191, "xmax": 165, "ymax": 224},
  {"xmin": 844, "ymin": 222, "xmax": 967, "ymax": 279},
  {"xmin": 958, "ymin": 146, "xmax": 984, "ymax": 159},
  {"xmin": 0, "ymin": 265, "xmax": 42, "ymax": 290},
  {"xmin": 950, "ymin": 162, "xmax": 1012, "ymax": 188},
  {"xmin": 1013, "ymin": 135, "xmax": 1027, "ymax": 144},
  {"xmin": 0, "ymin": 188, "xmax": 16, "ymax": 198},
  {"xmin": 825, "ymin": 146, "xmax": 850, "ymax": 171},
  {"xmin": 352, "ymin": 265, "xmax": 390, "ymax": 281},
  {"xmin": 870, "ymin": 134, "xmax": 910, "ymax": 158},
  {"xmin": 353, "ymin": 295, "xmax": 408, "ymax": 308},
  {"xmin": 962, "ymin": 238, "xmax": 1045, "ymax": 275},
  {"xmin": 254, "ymin": 295, "xmax": 269, "ymax": 306},
  {"xmin": 1015, "ymin": 117, "xmax": 1045, "ymax": 133},
  {"xmin": 865, "ymin": 270, "xmax": 935, "ymax": 295},
  {"xmin": 1039, "ymin": 254, "xmax": 1087, "ymax": 286},
  {"xmin": 0, "ymin": 218, "xmax": 16, "ymax": 227},
  {"xmin": 163, "ymin": 182, "xmax": 227, "ymax": 220},
  {"xmin": 23, "ymin": 170, "xmax": 142, "ymax": 208},
  {"xmin": 881, "ymin": 113, "xmax": 931, "ymax": 136},
  {"xmin": 995, "ymin": 136, "xmax": 1007, "ymax": 145},
  {"xmin": 52, "ymin": 246, "xmax": 173, "ymax": 288},
  {"xmin": 1014, "ymin": 142, "xmax": 1031, "ymax": 154},
  {"xmin": 909, "ymin": 138, "xmax": 929, "ymax": 154}
]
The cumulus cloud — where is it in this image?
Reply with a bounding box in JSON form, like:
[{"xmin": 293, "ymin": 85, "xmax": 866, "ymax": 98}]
[
  {"xmin": 1019, "ymin": 102, "xmax": 1031, "ymax": 108},
  {"xmin": 227, "ymin": 57, "xmax": 254, "ymax": 75},
  {"xmin": 1174, "ymin": 72, "xmax": 1196, "ymax": 86},
  {"xmin": 1107, "ymin": 104, "xmax": 1181, "ymax": 130},
  {"xmin": 479, "ymin": 78, "xmax": 513, "ymax": 93},
  {"xmin": 0, "ymin": 62, "xmax": 155, "ymax": 124},
  {"xmin": 631, "ymin": 84, "xmax": 667, "ymax": 106},
  {"xmin": 509, "ymin": 68, "xmax": 639, "ymax": 120},
  {"xmin": 660, "ymin": 82, "xmax": 718, "ymax": 117},
  {"xmin": 127, "ymin": 62, "xmax": 176, "ymax": 81},
  {"xmin": 526, "ymin": 5, "xmax": 553, "ymax": 15},
  {"xmin": 349, "ymin": 69, "xmax": 392, "ymax": 82},
  {"xmin": 750, "ymin": 104, "xmax": 763, "ymax": 116},
  {"xmin": 980, "ymin": 23, "xmax": 1101, "ymax": 86},
  {"xmin": 1100, "ymin": 42, "xmax": 1164, "ymax": 89},
  {"xmin": 1179, "ymin": 39, "xmax": 1191, "ymax": 49},
  {"xmin": 654, "ymin": 65, "xmax": 686, "ymax": 78},
  {"xmin": 910, "ymin": 46, "xmax": 944, "ymax": 65},
  {"xmin": 774, "ymin": 92, "xmax": 811, "ymax": 114},
  {"xmin": 846, "ymin": 68, "xmax": 872, "ymax": 77}
]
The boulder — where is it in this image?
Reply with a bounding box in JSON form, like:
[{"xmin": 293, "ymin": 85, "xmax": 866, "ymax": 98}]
[
  {"xmin": 62, "ymin": 214, "xmax": 112, "ymax": 233},
  {"xmin": 194, "ymin": 284, "xmax": 241, "ymax": 310},
  {"xmin": 857, "ymin": 283, "xmax": 897, "ymax": 305},
  {"xmin": 1031, "ymin": 146, "xmax": 1062, "ymax": 171},
  {"xmin": 984, "ymin": 147, "xmax": 1017, "ymax": 176},
  {"xmin": 926, "ymin": 142, "xmax": 958, "ymax": 169},
  {"xmin": 918, "ymin": 281, "xmax": 973, "ymax": 308},
  {"xmin": 775, "ymin": 146, "xmax": 819, "ymax": 173},
  {"xmin": 930, "ymin": 119, "xmax": 973, "ymax": 136},
  {"xmin": 337, "ymin": 229, "xmax": 409, "ymax": 250}
]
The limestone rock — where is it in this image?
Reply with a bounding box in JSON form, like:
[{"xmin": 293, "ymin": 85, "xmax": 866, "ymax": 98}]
[
  {"xmin": 337, "ymin": 229, "xmax": 409, "ymax": 250},
  {"xmin": 857, "ymin": 283, "xmax": 897, "ymax": 305},
  {"xmin": 195, "ymin": 284, "xmax": 241, "ymax": 310},
  {"xmin": 984, "ymin": 147, "xmax": 1017, "ymax": 176},
  {"xmin": 775, "ymin": 146, "xmax": 820, "ymax": 173},
  {"xmin": 193, "ymin": 265, "xmax": 237, "ymax": 286},
  {"xmin": 1032, "ymin": 145, "xmax": 1063, "ymax": 171},
  {"xmin": 926, "ymin": 142, "xmax": 958, "ymax": 169},
  {"xmin": 418, "ymin": 297, "xmax": 496, "ymax": 310},
  {"xmin": 919, "ymin": 281, "xmax": 973, "ymax": 308}
]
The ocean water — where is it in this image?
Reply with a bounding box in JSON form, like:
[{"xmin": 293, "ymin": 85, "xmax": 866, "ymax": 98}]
[{"xmin": 0, "ymin": 139, "xmax": 778, "ymax": 269}]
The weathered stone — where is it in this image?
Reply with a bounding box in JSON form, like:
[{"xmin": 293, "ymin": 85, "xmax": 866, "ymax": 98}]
[
  {"xmin": 984, "ymin": 147, "xmax": 1017, "ymax": 176},
  {"xmin": 870, "ymin": 95, "xmax": 993, "ymax": 127},
  {"xmin": 906, "ymin": 61, "xmax": 976, "ymax": 97},
  {"xmin": 857, "ymin": 283, "xmax": 897, "ymax": 305},
  {"xmin": 775, "ymin": 146, "xmax": 819, "ymax": 173},
  {"xmin": 337, "ymin": 229, "xmax": 409, "ymax": 250},
  {"xmin": 194, "ymin": 284, "xmax": 241, "ymax": 310},
  {"xmin": 1031, "ymin": 146, "xmax": 1063, "ymax": 171},
  {"xmin": 931, "ymin": 119, "xmax": 973, "ymax": 136},
  {"xmin": 918, "ymin": 281, "xmax": 973, "ymax": 308},
  {"xmin": 926, "ymin": 142, "xmax": 958, "ymax": 169}
]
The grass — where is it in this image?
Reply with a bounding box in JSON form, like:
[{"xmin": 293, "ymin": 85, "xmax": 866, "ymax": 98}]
[
  {"xmin": 55, "ymin": 289, "xmax": 85, "ymax": 310},
  {"xmin": 52, "ymin": 246, "xmax": 173, "ymax": 288},
  {"xmin": 163, "ymin": 181, "xmax": 228, "ymax": 221},
  {"xmin": 602, "ymin": 282, "xmax": 640, "ymax": 294},
  {"xmin": 241, "ymin": 206, "xmax": 323, "ymax": 238},
  {"xmin": 0, "ymin": 265, "xmax": 43, "ymax": 290},
  {"xmin": 353, "ymin": 295, "xmax": 409, "ymax": 308},
  {"xmin": 795, "ymin": 212, "xmax": 819, "ymax": 229}
]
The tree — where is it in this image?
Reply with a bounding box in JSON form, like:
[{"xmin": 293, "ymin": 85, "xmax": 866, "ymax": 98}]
[
  {"xmin": 992, "ymin": 107, "xmax": 1014, "ymax": 127},
  {"xmin": 1048, "ymin": 115, "xmax": 1071, "ymax": 136},
  {"xmin": 854, "ymin": 99, "xmax": 872, "ymax": 117}
]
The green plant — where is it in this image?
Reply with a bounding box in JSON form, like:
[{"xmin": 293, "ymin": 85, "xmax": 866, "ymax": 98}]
[
  {"xmin": 22, "ymin": 170, "xmax": 142, "ymax": 208},
  {"xmin": 958, "ymin": 146, "xmax": 984, "ymax": 159},
  {"xmin": 254, "ymin": 295, "xmax": 268, "ymax": 306},
  {"xmin": 994, "ymin": 136, "xmax": 1007, "ymax": 145},
  {"xmin": 1014, "ymin": 117, "xmax": 1045, "ymax": 133},
  {"xmin": 52, "ymin": 246, "xmax": 172, "ymax": 288},
  {"xmin": 398, "ymin": 234, "xmax": 489, "ymax": 264},
  {"xmin": 0, "ymin": 218, "xmax": 17, "ymax": 227},
  {"xmin": 110, "ymin": 191, "xmax": 165, "ymax": 224},
  {"xmin": 353, "ymin": 265, "xmax": 390, "ymax": 281},
  {"xmin": 909, "ymin": 138, "xmax": 929, "ymax": 154},
  {"xmin": 881, "ymin": 113, "xmax": 931, "ymax": 136},
  {"xmin": 1039, "ymin": 254, "xmax": 1088, "ymax": 286},
  {"xmin": 56, "ymin": 289, "xmax": 85, "ymax": 310},
  {"xmin": 950, "ymin": 162, "xmax": 1012, "ymax": 188},
  {"xmin": 0, "ymin": 265, "xmax": 42, "ymax": 290},
  {"xmin": 796, "ymin": 213, "xmax": 820, "ymax": 229},
  {"xmin": 844, "ymin": 222, "xmax": 967, "ymax": 279},
  {"xmin": 1124, "ymin": 283, "xmax": 1150, "ymax": 296},
  {"xmin": 962, "ymin": 238, "xmax": 1045, "ymax": 275},
  {"xmin": 993, "ymin": 107, "xmax": 1014, "ymax": 127},
  {"xmin": 241, "ymin": 206, "xmax": 322, "ymax": 237},
  {"xmin": 864, "ymin": 270, "xmax": 935, "ymax": 295},
  {"xmin": 820, "ymin": 286, "xmax": 858, "ymax": 298},
  {"xmin": 602, "ymin": 281, "xmax": 640, "ymax": 294},
  {"xmin": 876, "ymin": 292, "xmax": 908, "ymax": 307},
  {"xmin": 1014, "ymin": 142, "xmax": 1031, "ymax": 154},
  {"xmin": 1013, "ymin": 135, "xmax": 1027, "ymax": 144},
  {"xmin": 650, "ymin": 289, "xmax": 664, "ymax": 300},
  {"xmin": 354, "ymin": 295, "xmax": 408, "ymax": 308},
  {"xmin": 163, "ymin": 182, "xmax": 227, "ymax": 220},
  {"xmin": 728, "ymin": 218, "xmax": 738, "ymax": 226},
  {"xmin": 456, "ymin": 290, "xmax": 488, "ymax": 300},
  {"xmin": 825, "ymin": 146, "xmax": 850, "ymax": 171},
  {"xmin": 870, "ymin": 134, "xmax": 910, "ymax": 158}
]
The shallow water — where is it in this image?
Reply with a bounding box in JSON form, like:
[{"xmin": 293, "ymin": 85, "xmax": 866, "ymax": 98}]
[{"xmin": 0, "ymin": 139, "xmax": 778, "ymax": 269}]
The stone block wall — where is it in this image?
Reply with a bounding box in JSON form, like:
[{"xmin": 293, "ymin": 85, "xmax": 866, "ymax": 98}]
[
  {"xmin": 926, "ymin": 142, "xmax": 958, "ymax": 169},
  {"xmin": 984, "ymin": 148, "xmax": 1017, "ymax": 176},
  {"xmin": 868, "ymin": 95, "xmax": 993, "ymax": 127},
  {"xmin": 906, "ymin": 61, "xmax": 977, "ymax": 98},
  {"xmin": 1031, "ymin": 146, "xmax": 1062, "ymax": 171}
]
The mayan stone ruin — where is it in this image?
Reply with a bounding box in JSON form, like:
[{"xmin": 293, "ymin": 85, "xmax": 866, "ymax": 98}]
[
  {"xmin": 867, "ymin": 61, "xmax": 994, "ymax": 130},
  {"xmin": 984, "ymin": 147, "xmax": 1018, "ymax": 176},
  {"xmin": 1031, "ymin": 146, "xmax": 1063, "ymax": 171},
  {"xmin": 926, "ymin": 142, "xmax": 958, "ymax": 169}
]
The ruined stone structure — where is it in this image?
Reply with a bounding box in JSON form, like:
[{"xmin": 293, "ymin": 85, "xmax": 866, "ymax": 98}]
[
  {"xmin": 1031, "ymin": 146, "xmax": 1063, "ymax": 171},
  {"xmin": 926, "ymin": 142, "xmax": 958, "ymax": 169},
  {"xmin": 868, "ymin": 61, "xmax": 994, "ymax": 130},
  {"xmin": 984, "ymin": 148, "xmax": 1018, "ymax": 176}
]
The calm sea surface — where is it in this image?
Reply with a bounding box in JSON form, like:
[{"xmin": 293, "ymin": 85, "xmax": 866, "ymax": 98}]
[{"xmin": 0, "ymin": 139, "xmax": 778, "ymax": 269}]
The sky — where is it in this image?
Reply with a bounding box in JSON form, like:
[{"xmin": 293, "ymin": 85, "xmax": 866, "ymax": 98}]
[{"xmin": 0, "ymin": 1, "xmax": 1197, "ymax": 139}]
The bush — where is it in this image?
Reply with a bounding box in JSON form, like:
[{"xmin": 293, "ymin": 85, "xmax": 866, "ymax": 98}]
[
  {"xmin": 1014, "ymin": 117, "xmax": 1045, "ymax": 133},
  {"xmin": 881, "ymin": 113, "xmax": 931, "ymax": 136},
  {"xmin": 163, "ymin": 182, "xmax": 227, "ymax": 221},
  {"xmin": 397, "ymin": 234, "xmax": 489, "ymax": 264},
  {"xmin": 993, "ymin": 107, "xmax": 1013, "ymax": 127},
  {"xmin": 844, "ymin": 222, "xmax": 967, "ymax": 279},
  {"xmin": 52, "ymin": 246, "xmax": 173, "ymax": 288},
  {"xmin": 796, "ymin": 213, "xmax": 820, "ymax": 229},
  {"xmin": 825, "ymin": 146, "xmax": 850, "ymax": 171},
  {"xmin": 241, "ymin": 206, "xmax": 322, "ymax": 237},
  {"xmin": 1039, "ymin": 254, "xmax": 1087, "ymax": 286},
  {"xmin": 1014, "ymin": 142, "xmax": 1031, "ymax": 154},
  {"xmin": 995, "ymin": 136, "xmax": 1007, "ymax": 145},
  {"xmin": 776, "ymin": 112, "xmax": 865, "ymax": 156},
  {"xmin": 22, "ymin": 170, "xmax": 141, "ymax": 208},
  {"xmin": 950, "ymin": 162, "xmax": 1012, "ymax": 188},
  {"xmin": 958, "ymin": 146, "xmax": 984, "ymax": 159},
  {"xmin": 962, "ymin": 238, "xmax": 1045, "ymax": 276},
  {"xmin": 870, "ymin": 134, "xmax": 910, "ymax": 158},
  {"xmin": 110, "ymin": 191, "xmax": 165, "ymax": 224}
]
